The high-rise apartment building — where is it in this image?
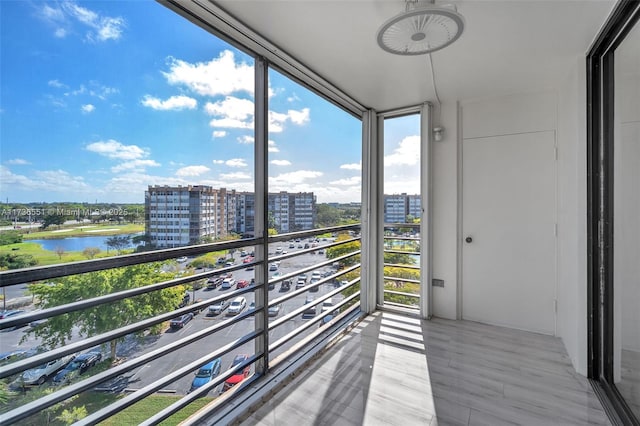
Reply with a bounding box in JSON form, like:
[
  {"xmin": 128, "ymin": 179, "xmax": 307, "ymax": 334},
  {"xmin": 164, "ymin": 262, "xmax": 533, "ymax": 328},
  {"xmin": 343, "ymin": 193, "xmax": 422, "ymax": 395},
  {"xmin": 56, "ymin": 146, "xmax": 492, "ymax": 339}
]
[
  {"xmin": 145, "ymin": 185, "xmax": 235, "ymax": 248},
  {"xmin": 238, "ymin": 191, "xmax": 316, "ymax": 235},
  {"xmin": 383, "ymin": 193, "xmax": 421, "ymax": 223},
  {"xmin": 146, "ymin": 186, "xmax": 316, "ymax": 245}
]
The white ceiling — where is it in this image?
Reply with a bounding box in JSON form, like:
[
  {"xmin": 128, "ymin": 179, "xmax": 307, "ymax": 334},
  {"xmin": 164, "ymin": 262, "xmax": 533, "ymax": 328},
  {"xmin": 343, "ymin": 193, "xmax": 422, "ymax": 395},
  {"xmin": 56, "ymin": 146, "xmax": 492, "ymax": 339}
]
[{"xmin": 211, "ymin": 0, "xmax": 615, "ymax": 112}]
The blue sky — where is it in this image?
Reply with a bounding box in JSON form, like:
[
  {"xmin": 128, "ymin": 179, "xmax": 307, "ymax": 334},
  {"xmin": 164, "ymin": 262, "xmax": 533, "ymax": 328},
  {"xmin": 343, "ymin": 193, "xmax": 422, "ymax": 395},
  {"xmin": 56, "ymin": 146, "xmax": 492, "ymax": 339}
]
[{"xmin": 1, "ymin": 1, "xmax": 420, "ymax": 204}]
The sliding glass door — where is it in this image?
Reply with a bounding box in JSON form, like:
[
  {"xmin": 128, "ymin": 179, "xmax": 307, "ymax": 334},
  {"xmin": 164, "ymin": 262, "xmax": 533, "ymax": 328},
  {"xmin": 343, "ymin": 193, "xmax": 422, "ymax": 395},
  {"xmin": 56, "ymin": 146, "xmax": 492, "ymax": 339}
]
[{"xmin": 588, "ymin": 1, "xmax": 640, "ymax": 424}]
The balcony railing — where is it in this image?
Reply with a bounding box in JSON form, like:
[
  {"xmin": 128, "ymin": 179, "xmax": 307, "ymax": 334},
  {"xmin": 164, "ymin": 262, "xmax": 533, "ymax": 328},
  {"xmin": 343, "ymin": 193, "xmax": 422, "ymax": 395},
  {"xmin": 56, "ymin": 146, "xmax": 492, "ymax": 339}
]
[
  {"xmin": 383, "ymin": 223, "xmax": 421, "ymax": 310},
  {"xmin": 0, "ymin": 224, "xmax": 361, "ymax": 425}
]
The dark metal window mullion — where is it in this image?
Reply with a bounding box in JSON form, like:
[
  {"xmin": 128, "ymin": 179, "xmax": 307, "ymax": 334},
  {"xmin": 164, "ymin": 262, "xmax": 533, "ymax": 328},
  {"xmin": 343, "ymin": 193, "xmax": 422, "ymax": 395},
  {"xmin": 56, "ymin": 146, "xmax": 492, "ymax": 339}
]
[{"xmin": 254, "ymin": 56, "xmax": 270, "ymax": 375}]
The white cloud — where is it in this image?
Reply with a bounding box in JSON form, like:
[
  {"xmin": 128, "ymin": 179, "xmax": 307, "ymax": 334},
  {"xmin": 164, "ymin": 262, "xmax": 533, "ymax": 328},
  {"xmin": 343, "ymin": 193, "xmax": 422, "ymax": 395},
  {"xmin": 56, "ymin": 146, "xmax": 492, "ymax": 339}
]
[
  {"xmin": 176, "ymin": 165, "xmax": 210, "ymax": 177},
  {"xmin": 238, "ymin": 135, "xmax": 254, "ymax": 144},
  {"xmin": 270, "ymin": 170, "xmax": 323, "ymax": 187},
  {"xmin": 213, "ymin": 130, "xmax": 227, "ymax": 138},
  {"xmin": 268, "ymin": 108, "xmax": 310, "ymax": 133},
  {"xmin": 163, "ymin": 50, "xmax": 254, "ymax": 96},
  {"xmin": 62, "ymin": 2, "xmax": 125, "ymax": 42},
  {"xmin": 48, "ymin": 79, "xmax": 67, "ymax": 89},
  {"xmin": 0, "ymin": 166, "xmax": 92, "ymax": 194},
  {"xmin": 86, "ymin": 140, "xmax": 147, "ymax": 160},
  {"xmin": 209, "ymin": 118, "xmax": 253, "ymax": 130},
  {"xmin": 205, "ymin": 96, "xmax": 254, "ymax": 130},
  {"xmin": 212, "ymin": 160, "xmax": 225, "ymax": 165},
  {"xmin": 288, "ymin": 108, "xmax": 310, "ymax": 125},
  {"xmin": 270, "ymin": 160, "xmax": 291, "ymax": 166},
  {"xmin": 38, "ymin": 2, "xmax": 125, "ymax": 42},
  {"xmin": 141, "ymin": 95, "xmax": 197, "ymax": 111},
  {"xmin": 330, "ymin": 176, "xmax": 361, "ymax": 186},
  {"xmin": 287, "ymin": 93, "xmax": 301, "ymax": 103},
  {"xmin": 81, "ymin": 104, "xmax": 95, "ymax": 113},
  {"xmin": 6, "ymin": 159, "xmax": 31, "ymax": 165},
  {"xmin": 220, "ymin": 172, "xmax": 252, "ymax": 180},
  {"xmin": 226, "ymin": 158, "xmax": 247, "ymax": 168},
  {"xmin": 268, "ymin": 140, "xmax": 279, "ymax": 153},
  {"xmin": 111, "ymin": 159, "xmax": 160, "ymax": 173},
  {"xmin": 340, "ymin": 162, "xmax": 361, "ymax": 171},
  {"xmin": 385, "ymin": 135, "xmax": 420, "ymax": 167}
]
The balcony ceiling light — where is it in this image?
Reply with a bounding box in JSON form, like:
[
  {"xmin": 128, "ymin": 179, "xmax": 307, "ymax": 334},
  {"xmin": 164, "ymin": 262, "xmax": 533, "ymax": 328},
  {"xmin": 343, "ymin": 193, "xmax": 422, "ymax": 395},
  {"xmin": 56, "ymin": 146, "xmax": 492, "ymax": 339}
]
[{"xmin": 376, "ymin": 1, "xmax": 465, "ymax": 55}]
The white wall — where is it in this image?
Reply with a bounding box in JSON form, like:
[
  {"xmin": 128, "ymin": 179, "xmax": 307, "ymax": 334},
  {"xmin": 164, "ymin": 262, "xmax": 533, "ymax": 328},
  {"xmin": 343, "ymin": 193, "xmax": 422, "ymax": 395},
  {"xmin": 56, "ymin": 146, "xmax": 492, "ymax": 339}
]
[
  {"xmin": 556, "ymin": 57, "xmax": 588, "ymax": 376},
  {"xmin": 431, "ymin": 102, "xmax": 459, "ymax": 320}
]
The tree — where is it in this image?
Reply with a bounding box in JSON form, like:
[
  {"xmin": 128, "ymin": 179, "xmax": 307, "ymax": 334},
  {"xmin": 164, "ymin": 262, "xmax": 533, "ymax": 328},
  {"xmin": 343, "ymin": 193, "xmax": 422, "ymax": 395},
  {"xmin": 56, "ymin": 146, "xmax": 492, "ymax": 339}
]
[
  {"xmin": 0, "ymin": 253, "xmax": 37, "ymax": 269},
  {"xmin": 325, "ymin": 233, "xmax": 361, "ymax": 267},
  {"xmin": 57, "ymin": 406, "xmax": 88, "ymax": 424},
  {"xmin": 82, "ymin": 247, "xmax": 101, "ymax": 259},
  {"xmin": 54, "ymin": 246, "xmax": 65, "ymax": 260},
  {"xmin": 0, "ymin": 231, "xmax": 23, "ymax": 246},
  {"xmin": 41, "ymin": 214, "xmax": 65, "ymax": 229},
  {"xmin": 25, "ymin": 263, "xmax": 185, "ymax": 361},
  {"xmin": 105, "ymin": 235, "xmax": 131, "ymax": 254},
  {"xmin": 316, "ymin": 204, "xmax": 342, "ymax": 227}
]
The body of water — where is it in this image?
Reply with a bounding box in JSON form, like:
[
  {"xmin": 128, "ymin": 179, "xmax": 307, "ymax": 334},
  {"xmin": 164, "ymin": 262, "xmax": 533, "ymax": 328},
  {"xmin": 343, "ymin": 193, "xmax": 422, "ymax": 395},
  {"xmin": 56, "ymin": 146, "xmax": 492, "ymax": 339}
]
[{"xmin": 30, "ymin": 233, "xmax": 142, "ymax": 252}]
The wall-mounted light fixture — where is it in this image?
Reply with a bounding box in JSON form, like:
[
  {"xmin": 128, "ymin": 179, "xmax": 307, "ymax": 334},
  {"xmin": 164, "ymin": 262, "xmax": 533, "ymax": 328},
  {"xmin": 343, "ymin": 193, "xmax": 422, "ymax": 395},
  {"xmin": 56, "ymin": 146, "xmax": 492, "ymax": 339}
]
[{"xmin": 433, "ymin": 126, "xmax": 444, "ymax": 141}]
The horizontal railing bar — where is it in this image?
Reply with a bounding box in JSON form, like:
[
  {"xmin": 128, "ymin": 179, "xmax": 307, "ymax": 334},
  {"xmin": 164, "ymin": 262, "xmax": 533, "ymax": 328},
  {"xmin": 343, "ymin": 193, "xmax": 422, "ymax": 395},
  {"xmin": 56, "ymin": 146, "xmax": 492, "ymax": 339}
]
[
  {"xmin": 265, "ymin": 224, "xmax": 360, "ymax": 245},
  {"xmin": 268, "ymin": 237, "xmax": 359, "ymax": 263},
  {"xmin": 383, "ymin": 263, "xmax": 420, "ymax": 270},
  {"xmin": 0, "ymin": 263, "xmax": 254, "ymax": 330},
  {"xmin": 384, "ymin": 276, "xmax": 421, "ymax": 284},
  {"xmin": 383, "ymin": 223, "xmax": 420, "ymax": 228},
  {"xmin": 383, "ymin": 289, "xmax": 421, "ymax": 298},
  {"xmin": 383, "ymin": 236, "xmax": 420, "ymax": 241},
  {"xmin": 269, "ymin": 290, "xmax": 360, "ymax": 352},
  {"xmin": 383, "ymin": 249, "xmax": 420, "ymax": 255},
  {"xmin": 0, "ymin": 238, "xmax": 261, "ymax": 287},
  {"xmin": 383, "ymin": 300, "xmax": 420, "ymax": 309}
]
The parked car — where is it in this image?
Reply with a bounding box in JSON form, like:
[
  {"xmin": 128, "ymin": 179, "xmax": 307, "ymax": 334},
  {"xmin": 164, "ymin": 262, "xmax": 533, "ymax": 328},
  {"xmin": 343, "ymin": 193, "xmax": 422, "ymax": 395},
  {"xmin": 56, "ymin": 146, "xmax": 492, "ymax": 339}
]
[
  {"xmin": 269, "ymin": 263, "xmax": 278, "ymax": 271},
  {"xmin": 170, "ymin": 313, "xmax": 194, "ymax": 329},
  {"xmin": 280, "ymin": 280, "xmax": 291, "ymax": 292},
  {"xmin": 268, "ymin": 304, "xmax": 282, "ymax": 317},
  {"xmin": 224, "ymin": 260, "xmax": 235, "ymax": 267},
  {"xmin": 295, "ymin": 279, "xmax": 306, "ymax": 290},
  {"xmin": 242, "ymin": 256, "xmax": 254, "ymax": 264},
  {"xmin": 248, "ymin": 301, "xmax": 255, "ymax": 311},
  {"xmin": 176, "ymin": 256, "xmax": 188, "ymax": 263},
  {"xmin": 221, "ymin": 278, "xmax": 235, "ymax": 289},
  {"xmin": 321, "ymin": 298, "xmax": 335, "ymax": 314},
  {"xmin": 0, "ymin": 310, "xmax": 25, "ymax": 319},
  {"xmin": 19, "ymin": 354, "xmax": 76, "ymax": 386},
  {"xmin": 236, "ymin": 280, "xmax": 249, "ymax": 289},
  {"xmin": 221, "ymin": 354, "xmax": 251, "ymax": 393},
  {"xmin": 240, "ymin": 250, "xmax": 248, "ymax": 257},
  {"xmin": 178, "ymin": 293, "xmax": 191, "ymax": 308},
  {"xmin": 53, "ymin": 351, "xmax": 102, "ymax": 385},
  {"xmin": 208, "ymin": 299, "xmax": 230, "ymax": 315},
  {"xmin": 206, "ymin": 276, "xmax": 223, "ymax": 289},
  {"xmin": 302, "ymin": 297, "xmax": 317, "ymax": 319},
  {"xmin": 227, "ymin": 297, "xmax": 247, "ymax": 315},
  {"xmin": 189, "ymin": 358, "xmax": 222, "ymax": 393}
]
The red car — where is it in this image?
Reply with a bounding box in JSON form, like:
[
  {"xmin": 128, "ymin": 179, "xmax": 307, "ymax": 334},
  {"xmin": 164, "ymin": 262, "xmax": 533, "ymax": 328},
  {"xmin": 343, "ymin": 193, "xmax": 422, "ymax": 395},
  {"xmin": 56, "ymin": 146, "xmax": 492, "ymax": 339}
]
[
  {"xmin": 236, "ymin": 280, "xmax": 249, "ymax": 288},
  {"xmin": 242, "ymin": 256, "xmax": 254, "ymax": 264},
  {"xmin": 221, "ymin": 354, "xmax": 250, "ymax": 393}
]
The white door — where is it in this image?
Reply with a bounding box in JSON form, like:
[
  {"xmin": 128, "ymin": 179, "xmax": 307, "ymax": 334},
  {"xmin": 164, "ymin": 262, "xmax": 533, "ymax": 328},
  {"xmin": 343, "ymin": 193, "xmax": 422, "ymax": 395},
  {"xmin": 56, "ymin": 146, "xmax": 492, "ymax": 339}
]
[{"xmin": 462, "ymin": 131, "xmax": 556, "ymax": 334}]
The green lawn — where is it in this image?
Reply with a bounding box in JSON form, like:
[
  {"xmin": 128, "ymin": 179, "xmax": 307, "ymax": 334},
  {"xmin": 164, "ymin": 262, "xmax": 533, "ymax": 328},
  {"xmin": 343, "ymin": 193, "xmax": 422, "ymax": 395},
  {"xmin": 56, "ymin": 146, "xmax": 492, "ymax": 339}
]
[
  {"xmin": 0, "ymin": 241, "xmax": 134, "ymax": 266},
  {"xmin": 21, "ymin": 223, "xmax": 144, "ymax": 240},
  {"xmin": 99, "ymin": 394, "xmax": 215, "ymax": 426}
]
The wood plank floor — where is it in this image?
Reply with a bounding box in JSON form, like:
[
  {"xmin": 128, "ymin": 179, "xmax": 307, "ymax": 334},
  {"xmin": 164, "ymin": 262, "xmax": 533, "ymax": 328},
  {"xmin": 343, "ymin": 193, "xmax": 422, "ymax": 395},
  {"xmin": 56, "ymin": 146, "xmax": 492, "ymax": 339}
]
[{"xmin": 240, "ymin": 311, "xmax": 610, "ymax": 426}]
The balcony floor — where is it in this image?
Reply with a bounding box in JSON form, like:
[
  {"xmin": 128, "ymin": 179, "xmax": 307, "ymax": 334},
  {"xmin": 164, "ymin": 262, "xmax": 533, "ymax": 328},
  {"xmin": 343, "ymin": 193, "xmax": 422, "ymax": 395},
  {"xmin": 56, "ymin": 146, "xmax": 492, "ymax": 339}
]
[{"xmin": 240, "ymin": 311, "xmax": 610, "ymax": 425}]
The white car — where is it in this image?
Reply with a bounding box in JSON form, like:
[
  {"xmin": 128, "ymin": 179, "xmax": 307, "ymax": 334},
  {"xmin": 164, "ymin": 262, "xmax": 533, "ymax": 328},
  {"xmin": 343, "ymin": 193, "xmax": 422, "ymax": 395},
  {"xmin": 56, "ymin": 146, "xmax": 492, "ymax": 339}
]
[
  {"xmin": 227, "ymin": 297, "xmax": 247, "ymax": 315},
  {"xmin": 176, "ymin": 256, "xmax": 188, "ymax": 263},
  {"xmin": 221, "ymin": 278, "xmax": 235, "ymax": 289},
  {"xmin": 20, "ymin": 354, "xmax": 76, "ymax": 386}
]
